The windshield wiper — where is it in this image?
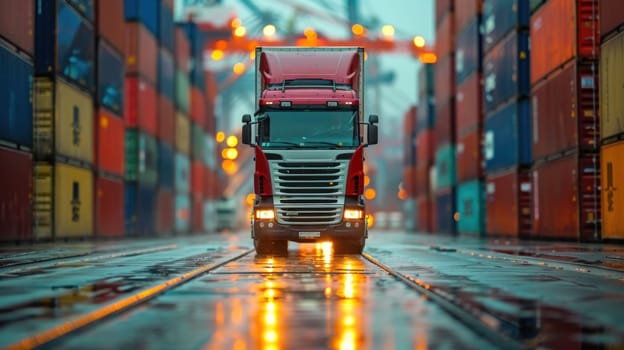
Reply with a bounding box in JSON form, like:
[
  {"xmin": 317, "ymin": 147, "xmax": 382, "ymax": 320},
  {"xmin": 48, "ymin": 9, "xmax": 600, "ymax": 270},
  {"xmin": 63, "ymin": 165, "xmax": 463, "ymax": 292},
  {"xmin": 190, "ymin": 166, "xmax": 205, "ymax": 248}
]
[
  {"xmin": 265, "ymin": 141, "xmax": 302, "ymax": 148},
  {"xmin": 302, "ymin": 141, "xmax": 349, "ymax": 148}
]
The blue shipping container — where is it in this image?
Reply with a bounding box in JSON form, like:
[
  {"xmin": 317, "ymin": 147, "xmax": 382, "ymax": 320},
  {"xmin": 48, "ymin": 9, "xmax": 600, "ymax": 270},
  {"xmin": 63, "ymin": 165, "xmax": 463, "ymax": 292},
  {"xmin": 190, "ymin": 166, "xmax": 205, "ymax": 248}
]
[
  {"xmin": 125, "ymin": 0, "xmax": 159, "ymax": 37},
  {"xmin": 0, "ymin": 45, "xmax": 33, "ymax": 147},
  {"xmin": 436, "ymin": 189, "xmax": 456, "ymax": 234},
  {"xmin": 483, "ymin": 30, "xmax": 530, "ymax": 113},
  {"xmin": 483, "ymin": 0, "xmax": 530, "ymax": 53},
  {"xmin": 158, "ymin": 142, "xmax": 174, "ymax": 189},
  {"xmin": 435, "ymin": 143, "xmax": 456, "ymax": 191},
  {"xmin": 159, "ymin": 2, "xmax": 175, "ymax": 53},
  {"xmin": 97, "ymin": 40, "xmax": 124, "ymax": 115},
  {"xmin": 175, "ymin": 152, "xmax": 190, "ymax": 194},
  {"xmin": 158, "ymin": 48, "xmax": 175, "ymax": 101},
  {"xmin": 175, "ymin": 193, "xmax": 190, "ymax": 233},
  {"xmin": 36, "ymin": 1, "xmax": 95, "ymax": 91},
  {"xmin": 456, "ymin": 180, "xmax": 485, "ymax": 234},
  {"xmin": 484, "ymin": 100, "xmax": 532, "ymax": 172},
  {"xmin": 66, "ymin": 0, "xmax": 94, "ymax": 22},
  {"xmin": 456, "ymin": 17, "xmax": 482, "ymax": 86},
  {"xmin": 125, "ymin": 182, "xmax": 156, "ymax": 236}
]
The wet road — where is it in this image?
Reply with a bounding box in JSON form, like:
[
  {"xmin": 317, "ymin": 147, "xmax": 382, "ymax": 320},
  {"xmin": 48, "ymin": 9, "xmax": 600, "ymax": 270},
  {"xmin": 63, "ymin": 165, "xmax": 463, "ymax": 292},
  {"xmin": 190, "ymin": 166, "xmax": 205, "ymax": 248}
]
[{"xmin": 0, "ymin": 231, "xmax": 623, "ymax": 349}]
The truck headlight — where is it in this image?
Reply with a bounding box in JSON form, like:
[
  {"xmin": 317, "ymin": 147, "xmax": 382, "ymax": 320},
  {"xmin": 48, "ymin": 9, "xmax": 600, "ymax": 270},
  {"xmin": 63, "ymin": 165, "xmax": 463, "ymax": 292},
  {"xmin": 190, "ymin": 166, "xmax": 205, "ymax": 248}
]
[
  {"xmin": 255, "ymin": 209, "xmax": 275, "ymax": 220},
  {"xmin": 343, "ymin": 208, "xmax": 363, "ymax": 220}
]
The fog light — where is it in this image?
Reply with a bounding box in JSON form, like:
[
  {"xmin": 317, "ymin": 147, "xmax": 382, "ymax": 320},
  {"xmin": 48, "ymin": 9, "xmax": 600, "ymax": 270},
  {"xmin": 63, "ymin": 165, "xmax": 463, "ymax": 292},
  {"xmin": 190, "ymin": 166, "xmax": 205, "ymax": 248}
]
[
  {"xmin": 268, "ymin": 222, "xmax": 274, "ymax": 228},
  {"xmin": 346, "ymin": 222, "xmax": 351, "ymax": 228},
  {"xmin": 256, "ymin": 209, "xmax": 275, "ymax": 220},
  {"xmin": 344, "ymin": 208, "xmax": 363, "ymax": 220}
]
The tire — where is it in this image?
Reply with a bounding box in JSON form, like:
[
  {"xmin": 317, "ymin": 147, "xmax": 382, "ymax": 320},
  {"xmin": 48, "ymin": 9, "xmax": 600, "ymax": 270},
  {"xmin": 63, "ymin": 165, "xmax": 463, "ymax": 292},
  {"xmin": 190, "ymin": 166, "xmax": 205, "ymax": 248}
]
[
  {"xmin": 254, "ymin": 239, "xmax": 288, "ymax": 256},
  {"xmin": 333, "ymin": 238, "xmax": 365, "ymax": 255}
]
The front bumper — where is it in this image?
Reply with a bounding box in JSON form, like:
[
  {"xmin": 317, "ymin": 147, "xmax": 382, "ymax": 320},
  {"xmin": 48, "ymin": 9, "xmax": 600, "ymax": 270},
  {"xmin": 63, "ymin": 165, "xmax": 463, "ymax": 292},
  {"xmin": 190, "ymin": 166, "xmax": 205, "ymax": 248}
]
[{"xmin": 251, "ymin": 218, "xmax": 367, "ymax": 243}]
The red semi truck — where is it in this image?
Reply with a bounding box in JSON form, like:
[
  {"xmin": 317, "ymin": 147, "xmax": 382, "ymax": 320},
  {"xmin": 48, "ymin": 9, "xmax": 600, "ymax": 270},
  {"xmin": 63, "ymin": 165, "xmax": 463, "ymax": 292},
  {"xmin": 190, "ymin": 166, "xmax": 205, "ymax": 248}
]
[{"xmin": 242, "ymin": 46, "xmax": 379, "ymax": 255}]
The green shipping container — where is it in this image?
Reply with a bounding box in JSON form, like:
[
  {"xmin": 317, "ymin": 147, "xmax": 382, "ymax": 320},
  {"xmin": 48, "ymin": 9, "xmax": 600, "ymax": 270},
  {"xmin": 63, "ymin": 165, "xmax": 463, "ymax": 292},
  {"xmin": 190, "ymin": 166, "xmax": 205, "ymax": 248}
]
[
  {"xmin": 191, "ymin": 123, "xmax": 205, "ymax": 160},
  {"xmin": 456, "ymin": 179, "xmax": 485, "ymax": 234},
  {"xmin": 175, "ymin": 70, "xmax": 190, "ymax": 113},
  {"xmin": 125, "ymin": 130, "xmax": 158, "ymax": 185},
  {"xmin": 434, "ymin": 143, "xmax": 456, "ymax": 191}
]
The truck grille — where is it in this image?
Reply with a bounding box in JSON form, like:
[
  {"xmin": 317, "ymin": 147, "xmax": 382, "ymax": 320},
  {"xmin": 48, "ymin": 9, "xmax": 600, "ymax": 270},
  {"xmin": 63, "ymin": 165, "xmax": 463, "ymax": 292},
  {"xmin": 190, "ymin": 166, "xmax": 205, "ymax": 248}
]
[{"xmin": 270, "ymin": 161, "xmax": 347, "ymax": 225}]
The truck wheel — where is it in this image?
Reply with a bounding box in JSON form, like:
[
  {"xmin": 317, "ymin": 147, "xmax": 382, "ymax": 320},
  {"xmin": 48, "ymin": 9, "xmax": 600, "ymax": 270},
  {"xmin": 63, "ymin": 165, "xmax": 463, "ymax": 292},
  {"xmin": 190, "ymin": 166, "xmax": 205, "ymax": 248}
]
[
  {"xmin": 334, "ymin": 239, "xmax": 365, "ymax": 255},
  {"xmin": 254, "ymin": 239, "xmax": 288, "ymax": 256}
]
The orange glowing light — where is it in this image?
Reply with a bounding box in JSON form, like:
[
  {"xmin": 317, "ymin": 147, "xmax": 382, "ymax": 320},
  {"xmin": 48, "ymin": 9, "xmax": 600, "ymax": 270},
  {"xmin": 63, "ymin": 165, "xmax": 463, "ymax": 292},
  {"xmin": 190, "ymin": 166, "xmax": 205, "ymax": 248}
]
[
  {"xmin": 215, "ymin": 39, "xmax": 228, "ymax": 50},
  {"xmin": 226, "ymin": 135, "xmax": 238, "ymax": 147},
  {"xmin": 419, "ymin": 53, "xmax": 437, "ymax": 63},
  {"xmin": 366, "ymin": 214, "xmax": 374, "ymax": 228},
  {"xmin": 230, "ymin": 17, "xmax": 242, "ymax": 29},
  {"xmin": 263, "ymin": 24, "xmax": 276, "ymax": 37},
  {"xmin": 234, "ymin": 26, "xmax": 247, "ymax": 38},
  {"xmin": 351, "ymin": 24, "xmax": 365, "ymax": 36},
  {"xmin": 398, "ymin": 188, "xmax": 408, "ymax": 200},
  {"xmin": 454, "ymin": 212, "xmax": 460, "ymax": 221},
  {"xmin": 364, "ymin": 175, "xmax": 370, "ymax": 187},
  {"xmin": 246, "ymin": 193, "xmax": 255, "ymax": 206},
  {"xmin": 221, "ymin": 159, "xmax": 238, "ymax": 175},
  {"xmin": 233, "ymin": 62, "xmax": 246, "ymax": 75},
  {"xmin": 216, "ymin": 131, "xmax": 225, "ymax": 143},
  {"xmin": 304, "ymin": 27, "xmax": 318, "ymax": 40},
  {"xmin": 249, "ymin": 50, "xmax": 256, "ymax": 60},
  {"xmin": 381, "ymin": 24, "xmax": 395, "ymax": 39},
  {"xmin": 211, "ymin": 49, "xmax": 224, "ymax": 61},
  {"xmin": 364, "ymin": 188, "xmax": 376, "ymax": 200},
  {"xmin": 413, "ymin": 35, "xmax": 426, "ymax": 48}
]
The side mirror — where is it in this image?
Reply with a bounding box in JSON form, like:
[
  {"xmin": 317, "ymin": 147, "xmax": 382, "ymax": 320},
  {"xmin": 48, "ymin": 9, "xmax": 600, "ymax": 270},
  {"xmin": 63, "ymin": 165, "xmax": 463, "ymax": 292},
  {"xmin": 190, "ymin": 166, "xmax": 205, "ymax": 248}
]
[
  {"xmin": 242, "ymin": 114, "xmax": 252, "ymax": 145},
  {"xmin": 369, "ymin": 114, "xmax": 379, "ymax": 124},
  {"xmin": 367, "ymin": 124, "xmax": 378, "ymax": 145}
]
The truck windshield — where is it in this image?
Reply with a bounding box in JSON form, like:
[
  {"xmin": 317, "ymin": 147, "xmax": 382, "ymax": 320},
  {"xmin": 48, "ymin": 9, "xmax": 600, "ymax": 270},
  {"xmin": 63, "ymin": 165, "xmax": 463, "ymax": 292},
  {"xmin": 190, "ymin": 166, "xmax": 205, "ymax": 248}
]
[{"xmin": 258, "ymin": 110, "xmax": 359, "ymax": 148}]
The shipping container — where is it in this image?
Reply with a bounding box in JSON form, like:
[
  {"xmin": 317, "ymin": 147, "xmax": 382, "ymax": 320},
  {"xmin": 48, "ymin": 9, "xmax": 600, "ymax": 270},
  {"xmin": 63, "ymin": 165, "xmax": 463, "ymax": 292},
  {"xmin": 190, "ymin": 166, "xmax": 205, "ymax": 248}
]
[
  {"xmin": 0, "ymin": 44, "xmax": 33, "ymax": 147},
  {"xmin": 456, "ymin": 179, "xmax": 485, "ymax": 234},
  {"xmin": 203, "ymin": 200, "xmax": 217, "ymax": 232},
  {"xmin": 403, "ymin": 166, "xmax": 416, "ymax": 198},
  {"xmin": 158, "ymin": 48, "xmax": 175, "ymax": 101},
  {"xmin": 156, "ymin": 189, "xmax": 174, "ymax": 235},
  {"xmin": 485, "ymin": 169, "xmax": 532, "ymax": 236},
  {"xmin": 158, "ymin": 142, "xmax": 175, "ymax": 189},
  {"xmin": 97, "ymin": 40, "xmax": 124, "ymax": 116},
  {"xmin": 416, "ymin": 195, "xmax": 434, "ymax": 232},
  {"xmin": 417, "ymin": 92, "xmax": 435, "ymax": 131},
  {"xmin": 530, "ymin": 0, "xmax": 599, "ymax": 84},
  {"xmin": 415, "ymin": 165, "xmax": 430, "ymax": 197},
  {"xmin": 97, "ymin": 0, "xmax": 124, "ymax": 54},
  {"xmin": 95, "ymin": 176, "xmax": 124, "ymax": 237},
  {"xmin": 158, "ymin": 95, "xmax": 176, "ymax": 146},
  {"xmin": 455, "ymin": 0, "xmax": 482, "ymax": 34},
  {"xmin": 66, "ymin": 0, "xmax": 94, "ymax": 22},
  {"xmin": 124, "ymin": 0, "xmax": 159, "ymax": 36},
  {"xmin": 125, "ymin": 22, "xmax": 158, "ymax": 85},
  {"xmin": 125, "ymin": 182, "xmax": 156, "ymax": 236},
  {"xmin": 436, "ymin": 188, "xmax": 456, "ymax": 234},
  {"xmin": 176, "ymin": 70, "xmax": 191, "ymax": 113},
  {"xmin": 532, "ymin": 152, "xmax": 600, "ymax": 241},
  {"xmin": 434, "ymin": 143, "xmax": 456, "ymax": 191},
  {"xmin": 175, "ymin": 152, "xmax": 191, "ymax": 194},
  {"xmin": 192, "ymin": 196, "xmax": 203, "ymax": 233},
  {"xmin": 36, "ymin": 1, "xmax": 95, "ymax": 91},
  {"xmin": 436, "ymin": 0, "xmax": 453, "ymax": 24},
  {"xmin": 0, "ymin": 147, "xmax": 32, "ymax": 240},
  {"xmin": 456, "ymin": 127, "xmax": 483, "ymax": 182},
  {"xmin": 482, "ymin": 0, "xmax": 529, "ymax": 52},
  {"xmin": 435, "ymin": 102, "xmax": 455, "ymax": 146},
  {"xmin": 175, "ymin": 193, "xmax": 191, "ymax": 234},
  {"xmin": 483, "ymin": 30, "xmax": 530, "ymax": 113},
  {"xmin": 0, "ymin": 0, "xmax": 34, "ymax": 56},
  {"xmin": 191, "ymin": 161, "xmax": 204, "ymax": 202},
  {"xmin": 175, "ymin": 27, "xmax": 190, "ymax": 72},
  {"xmin": 176, "ymin": 112, "xmax": 191, "ymax": 155},
  {"xmin": 159, "ymin": 1, "xmax": 175, "ymax": 53},
  {"xmin": 96, "ymin": 109, "xmax": 124, "ymax": 176},
  {"xmin": 529, "ymin": 0, "xmax": 546, "ymax": 13},
  {"xmin": 33, "ymin": 77, "xmax": 94, "ymax": 164},
  {"xmin": 602, "ymin": 141, "xmax": 624, "ymax": 239},
  {"xmin": 125, "ymin": 130, "xmax": 158, "ymax": 186},
  {"xmin": 34, "ymin": 162, "xmax": 94, "ymax": 239},
  {"xmin": 532, "ymin": 60, "xmax": 599, "ymax": 160},
  {"xmin": 416, "ymin": 129, "xmax": 435, "ymax": 167},
  {"xmin": 484, "ymin": 100, "xmax": 532, "ymax": 172},
  {"xmin": 204, "ymin": 136, "xmax": 217, "ymax": 171},
  {"xmin": 435, "ymin": 6, "xmax": 454, "ymax": 58},
  {"xmin": 455, "ymin": 17, "xmax": 482, "ymax": 85},
  {"xmin": 204, "ymin": 168, "xmax": 217, "ymax": 199},
  {"xmin": 403, "ymin": 106, "xmax": 417, "ymax": 167},
  {"xmin": 456, "ymin": 72, "xmax": 482, "ymax": 133},
  {"xmin": 418, "ymin": 63, "xmax": 434, "ymax": 96},
  {"xmin": 192, "ymin": 123, "xmax": 206, "ymax": 161},
  {"xmin": 600, "ymin": 0, "xmax": 624, "ymax": 40},
  {"xmin": 124, "ymin": 76, "xmax": 157, "ymax": 135},
  {"xmin": 434, "ymin": 53, "xmax": 455, "ymax": 106},
  {"xmin": 190, "ymin": 86, "xmax": 206, "ymax": 127},
  {"xmin": 600, "ymin": 31, "xmax": 624, "ymax": 143}
]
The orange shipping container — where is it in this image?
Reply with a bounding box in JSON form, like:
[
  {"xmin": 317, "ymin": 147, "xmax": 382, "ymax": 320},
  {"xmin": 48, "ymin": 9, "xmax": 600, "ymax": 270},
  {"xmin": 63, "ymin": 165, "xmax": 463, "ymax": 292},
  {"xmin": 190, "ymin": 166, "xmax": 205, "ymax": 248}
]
[
  {"xmin": 96, "ymin": 109, "xmax": 125, "ymax": 176},
  {"xmin": 435, "ymin": 13, "xmax": 455, "ymax": 59},
  {"xmin": 600, "ymin": 31, "xmax": 624, "ymax": 142},
  {"xmin": 601, "ymin": 141, "xmax": 624, "ymax": 239}
]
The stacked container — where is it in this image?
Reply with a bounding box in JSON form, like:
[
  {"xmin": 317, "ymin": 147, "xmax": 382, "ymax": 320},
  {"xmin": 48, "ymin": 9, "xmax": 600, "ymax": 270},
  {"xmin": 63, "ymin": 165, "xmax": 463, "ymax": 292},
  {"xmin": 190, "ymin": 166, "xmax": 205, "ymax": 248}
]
[
  {"xmin": 454, "ymin": 0, "xmax": 484, "ymax": 235},
  {"xmin": 530, "ymin": 0, "xmax": 600, "ymax": 240},
  {"xmin": 433, "ymin": 1, "xmax": 456, "ymax": 234},
  {"xmin": 415, "ymin": 63, "xmax": 435, "ymax": 232},
  {"xmin": 203, "ymin": 72, "xmax": 220, "ymax": 233},
  {"xmin": 402, "ymin": 106, "xmax": 417, "ymax": 232},
  {"xmin": 33, "ymin": 0, "xmax": 96, "ymax": 239},
  {"xmin": 482, "ymin": 0, "xmax": 533, "ymax": 237},
  {"xmin": 599, "ymin": 0, "xmax": 624, "ymax": 240},
  {"xmin": 0, "ymin": 0, "xmax": 35, "ymax": 240},
  {"xmin": 95, "ymin": 0, "xmax": 125, "ymax": 237}
]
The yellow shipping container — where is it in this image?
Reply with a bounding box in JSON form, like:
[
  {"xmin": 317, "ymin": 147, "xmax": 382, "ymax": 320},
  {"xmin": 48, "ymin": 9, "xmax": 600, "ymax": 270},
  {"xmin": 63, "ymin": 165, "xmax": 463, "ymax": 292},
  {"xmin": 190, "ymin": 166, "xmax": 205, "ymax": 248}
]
[
  {"xmin": 34, "ymin": 163, "xmax": 94, "ymax": 239},
  {"xmin": 176, "ymin": 112, "xmax": 190, "ymax": 155},
  {"xmin": 601, "ymin": 141, "xmax": 624, "ymax": 239},
  {"xmin": 600, "ymin": 31, "xmax": 624, "ymax": 141}
]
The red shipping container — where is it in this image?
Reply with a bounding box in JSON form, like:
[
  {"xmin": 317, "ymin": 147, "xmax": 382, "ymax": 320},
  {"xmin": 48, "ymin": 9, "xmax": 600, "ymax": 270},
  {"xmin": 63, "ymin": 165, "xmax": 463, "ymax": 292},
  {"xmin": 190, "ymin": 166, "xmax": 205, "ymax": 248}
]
[
  {"xmin": 158, "ymin": 95, "xmax": 176, "ymax": 146},
  {"xmin": 125, "ymin": 22, "xmax": 158, "ymax": 84},
  {"xmin": 415, "ymin": 165, "xmax": 431, "ymax": 197},
  {"xmin": 530, "ymin": 0, "xmax": 599, "ymax": 84},
  {"xmin": 124, "ymin": 77, "xmax": 158, "ymax": 135},
  {"xmin": 454, "ymin": 0, "xmax": 481, "ymax": 34},
  {"xmin": 95, "ymin": 176, "xmax": 124, "ymax": 237},
  {"xmin": 531, "ymin": 61, "xmax": 599, "ymax": 161},
  {"xmin": 403, "ymin": 105, "xmax": 416, "ymax": 136},
  {"xmin": 435, "ymin": 101, "xmax": 455, "ymax": 146},
  {"xmin": 456, "ymin": 128, "xmax": 482, "ymax": 182},
  {"xmin": 532, "ymin": 152, "xmax": 600, "ymax": 241},
  {"xmin": 416, "ymin": 129, "xmax": 435, "ymax": 166},
  {"xmin": 0, "ymin": 147, "xmax": 32, "ymax": 240},
  {"xmin": 191, "ymin": 160, "xmax": 205, "ymax": 197},
  {"xmin": 416, "ymin": 195, "xmax": 434, "ymax": 232},
  {"xmin": 403, "ymin": 166, "xmax": 416, "ymax": 197},
  {"xmin": 192, "ymin": 195, "xmax": 203, "ymax": 233},
  {"xmin": 96, "ymin": 109, "xmax": 125, "ymax": 176},
  {"xmin": 0, "ymin": 0, "xmax": 34, "ymax": 55},
  {"xmin": 435, "ymin": 14, "xmax": 455, "ymax": 59},
  {"xmin": 434, "ymin": 54, "xmax": 455, "ymax": 106},
  {"xmin": 204, "ymin": 168, "xmax": 219, "ymax": 199},
  {"xmin": 190, "ymin": 86, "xmax": 206, "ymax": 128},
  {"xmin": 455, "ymin": 72, "xmax": 482, "ymax": 134},
  {"xmin": 486, "ymin": 169, "xmax": 532, "ymax": 237},
  {"xmin": 97, "ymin": 0, "xmax": 124, "ymax": 54},
  {"xmin": 436, "ymin": 0, "xmax": 453, "ymax": 28},
  {"xmin": 175, "ymin": 27, "xmax": 190, "ymax": 73},
  {"xmin": 156, "ymin": 189, "xmax": 174, "ymax": 235},
  {"xmin": 600, "ymin": 0, "xmax": 624, "ymax": 40}
]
